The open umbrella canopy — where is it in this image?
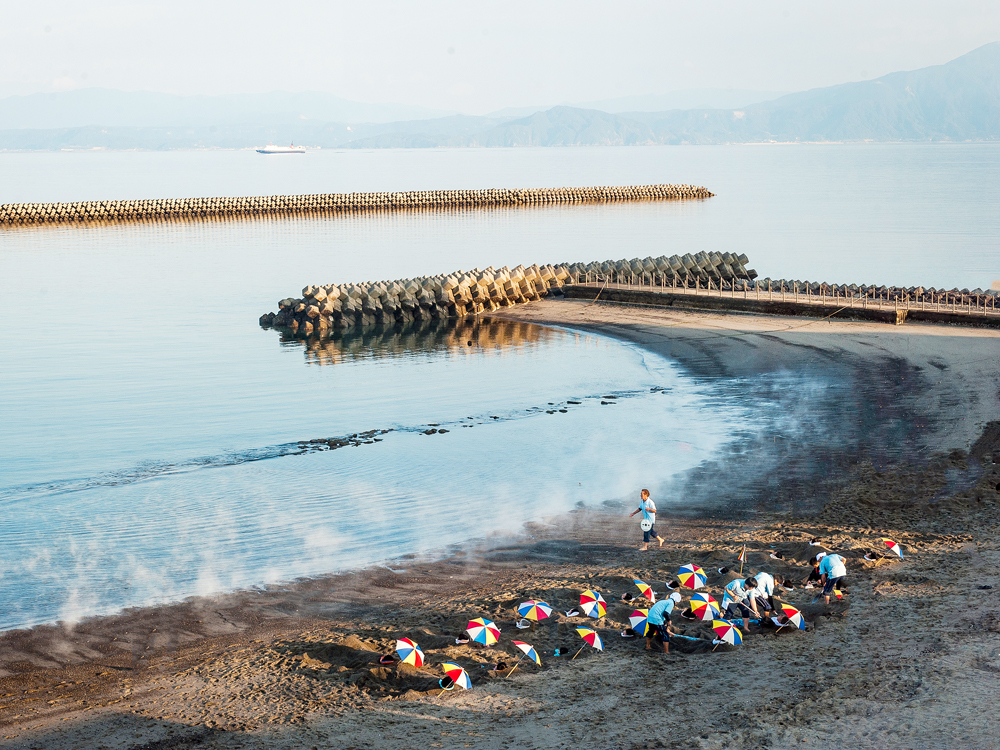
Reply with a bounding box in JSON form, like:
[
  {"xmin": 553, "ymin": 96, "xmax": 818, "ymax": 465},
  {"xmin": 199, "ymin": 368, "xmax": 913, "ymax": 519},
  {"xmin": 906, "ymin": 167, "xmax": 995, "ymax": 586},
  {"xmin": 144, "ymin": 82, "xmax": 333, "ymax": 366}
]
[
  {"xmin": 690, "ymin": 593, "xmax": 720, "ymax": 621},
  {"xmin": 395, "ymin": 637, "xmax": 425, "ymax": 667},
  {"xmin": 575, "ymin": 627, "xmax": 604, "ymax": 651},
  {"xmin": 579, "ymin": 590, "xmax": 607, "ymax": 619},
  {"xmin": 881, "ymin": 538, "xmax": 904, "ymax": 559},
  {"xmin": 466, "ymin": 617, "xmax": 500, "ymax": 646},
  {"xmin": 678, "ymin": 564, "xmax": 707, "ymax": 590},
  {"xmin": 512, "ymin": 640, "xmax": 541, "ymax": 665},
  {"xmin": 779, "ymin": 604, "xmax": 806, "ymax": 630},
  {"xmin": 517, "ymin": 601, "xmax": 553, "ymax": 622},
  {"xmin": 712, "ymin": 619, "xmax": 744, "ymax": 646},
  {"xmin": 441, "ymin": 662, "xmax": 472, "ymax": 689},
  {"xmin": 629, "ymin": 609, "xmax": 651, "ymax": 636},
  {"xmin": 633, "ymin": 579, "xmax": 655, "ymax": 601}
]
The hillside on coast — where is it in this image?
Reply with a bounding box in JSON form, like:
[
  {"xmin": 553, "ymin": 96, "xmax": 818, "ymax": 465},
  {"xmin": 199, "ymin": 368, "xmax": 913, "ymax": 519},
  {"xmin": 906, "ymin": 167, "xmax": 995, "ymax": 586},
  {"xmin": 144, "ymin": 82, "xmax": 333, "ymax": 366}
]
[{"xmin": 1, "ymin": 43, "xmax": 997, "ymax": 150}]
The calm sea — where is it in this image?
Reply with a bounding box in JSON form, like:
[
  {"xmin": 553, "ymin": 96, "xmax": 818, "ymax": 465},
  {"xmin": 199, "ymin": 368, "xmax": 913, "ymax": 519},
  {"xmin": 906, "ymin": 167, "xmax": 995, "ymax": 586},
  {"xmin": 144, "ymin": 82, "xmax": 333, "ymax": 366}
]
[{"xmin": 1, "ymin": 145, "xmax": 997, "ymax": 631}]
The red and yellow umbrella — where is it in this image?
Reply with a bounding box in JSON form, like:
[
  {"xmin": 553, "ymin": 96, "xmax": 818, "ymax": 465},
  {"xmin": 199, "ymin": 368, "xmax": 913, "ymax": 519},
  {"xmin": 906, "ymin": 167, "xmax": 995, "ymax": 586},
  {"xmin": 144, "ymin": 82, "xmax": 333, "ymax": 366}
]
[
  {"xmin": 778, "ymin": 604, "xmax": 806, "ymax": 630},
  {"xmin": 395, "ymin": 637, "xmax": 425, "ymax": 667},
  {"xmin": 690, "ymin": 592, "xmax": 720, "ymax": 621},
  {"xmin": 441, "ymin": 662, "xmax": 472, "ymax": 689},
  {"xmin": 881, "ymin": 538, "xmax": 904, "ymax": 559},
  {"xmin": 712, "ymin": 619, "xmax": 743, "ymax": 646},
  {"xmin": 678, "ymin": 564, "xmax": 707, "ymax": 590},
  {"xmin": 466, "ymin": 617, "xmax": 500, "ymax": 646},
  {"xmin": 517, "ymin": 600, "xmax": 553, "ymax": 622},
  {"xmin": 579, "ymin": 590, "xmax": 607, "ymax": 619},
  {"xmin": 572, "ymin": 627, "xmax": 604, "ymax": 658},
  {"xmin": 629, "ymin": 609, "xmax": 651, "ymax": 636},
  {"xmin": 633, "ymin": 579, "xmax": 655, "ymax": 601}
]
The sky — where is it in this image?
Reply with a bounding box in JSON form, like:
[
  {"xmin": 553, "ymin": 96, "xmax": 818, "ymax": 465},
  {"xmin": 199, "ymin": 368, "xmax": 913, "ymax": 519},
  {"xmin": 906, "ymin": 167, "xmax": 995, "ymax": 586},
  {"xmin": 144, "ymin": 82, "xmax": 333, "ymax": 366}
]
[{"xmin": 1, "ymin": 1, "xmax": 999, "ymax": 114}]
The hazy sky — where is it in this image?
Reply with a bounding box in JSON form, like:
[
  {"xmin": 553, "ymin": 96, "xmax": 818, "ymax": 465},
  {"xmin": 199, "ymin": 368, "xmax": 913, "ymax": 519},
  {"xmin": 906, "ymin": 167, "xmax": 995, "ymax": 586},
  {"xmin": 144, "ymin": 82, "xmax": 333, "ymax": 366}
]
[{"xmin": 2, "ymin": 1, "xmax": 998, "ymax": 113}]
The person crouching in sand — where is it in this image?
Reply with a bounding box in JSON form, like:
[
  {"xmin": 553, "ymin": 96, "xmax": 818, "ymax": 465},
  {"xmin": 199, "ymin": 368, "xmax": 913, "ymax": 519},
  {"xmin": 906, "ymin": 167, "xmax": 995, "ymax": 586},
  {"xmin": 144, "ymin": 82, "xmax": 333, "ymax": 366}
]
[
  {"xmin": 645, "ymin": 592, "xmax": 680, "ymax": 653},
  {"xmin": 818, "ymin": 553, "xmax": 848, "ymax": 606},
  {"xmin": 629, "ymin": 489, "xmax": 663, "ymax": 551}
]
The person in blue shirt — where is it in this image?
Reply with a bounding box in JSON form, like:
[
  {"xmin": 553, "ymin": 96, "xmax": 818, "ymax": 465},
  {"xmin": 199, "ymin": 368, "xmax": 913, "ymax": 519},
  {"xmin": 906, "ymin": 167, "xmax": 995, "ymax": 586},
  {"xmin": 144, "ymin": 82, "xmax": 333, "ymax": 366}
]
[
  {"xmin": 818, "ymin": 553, "xmax": 848, "ymax": 605},
  {"xmin": 645, "ymin": 592, "xmax": 680, "ymax": 653},
  {"xmin": 721, "ymin": 577, "xmax": 759, "ymax": 631},
  {"xmin": 628, "ymin": 489, "xmax": 663, "ymax": 551}
]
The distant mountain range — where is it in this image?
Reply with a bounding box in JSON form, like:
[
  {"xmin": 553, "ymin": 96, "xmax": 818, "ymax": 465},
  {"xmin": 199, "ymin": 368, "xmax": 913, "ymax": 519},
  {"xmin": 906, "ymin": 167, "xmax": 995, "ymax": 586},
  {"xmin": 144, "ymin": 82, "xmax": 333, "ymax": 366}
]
[{"xmin": 1, "ymin": 43, "xmax": 997, "ymax": 150}]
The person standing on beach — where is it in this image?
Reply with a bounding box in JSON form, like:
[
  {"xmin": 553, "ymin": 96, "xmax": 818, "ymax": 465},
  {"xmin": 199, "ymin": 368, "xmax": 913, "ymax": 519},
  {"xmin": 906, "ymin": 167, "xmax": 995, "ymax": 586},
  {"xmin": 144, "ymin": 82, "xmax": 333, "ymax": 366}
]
[
  {"xmin": 628, "ymin": 489, "xmax": 663, "ymax": 551},
  {"xmin": 818, "ymin": 553, "xmax": 847, "ymax": 605}
]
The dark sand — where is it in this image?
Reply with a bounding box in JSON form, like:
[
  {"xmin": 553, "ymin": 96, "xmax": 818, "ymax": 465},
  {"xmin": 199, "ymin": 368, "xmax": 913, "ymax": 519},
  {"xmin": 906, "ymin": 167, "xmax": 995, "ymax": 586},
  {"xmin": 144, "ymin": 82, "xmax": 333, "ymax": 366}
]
[{"xmin": 3, "ymin": 301, "xmax": 1000, "ymax": 750}]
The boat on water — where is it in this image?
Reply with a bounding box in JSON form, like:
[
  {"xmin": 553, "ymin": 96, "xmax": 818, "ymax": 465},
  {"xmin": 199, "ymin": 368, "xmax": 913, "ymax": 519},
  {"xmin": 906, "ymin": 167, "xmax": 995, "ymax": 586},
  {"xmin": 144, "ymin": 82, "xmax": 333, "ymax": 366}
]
[{"xmin": 256, "ymin": 143, "xmax": 307, "ymax": 154}]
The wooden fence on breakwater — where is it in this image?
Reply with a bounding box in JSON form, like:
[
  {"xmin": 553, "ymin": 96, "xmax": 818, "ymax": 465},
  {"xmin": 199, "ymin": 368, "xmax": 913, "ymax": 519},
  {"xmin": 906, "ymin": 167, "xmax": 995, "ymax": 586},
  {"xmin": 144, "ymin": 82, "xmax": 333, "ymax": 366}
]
[
  {"xmin": 0, "ymin": 184, "xmax": 713, "ymax": 226},
  {"xmin": 564, "ymin": 274, "xmax": 1000, "ymax": 328}
]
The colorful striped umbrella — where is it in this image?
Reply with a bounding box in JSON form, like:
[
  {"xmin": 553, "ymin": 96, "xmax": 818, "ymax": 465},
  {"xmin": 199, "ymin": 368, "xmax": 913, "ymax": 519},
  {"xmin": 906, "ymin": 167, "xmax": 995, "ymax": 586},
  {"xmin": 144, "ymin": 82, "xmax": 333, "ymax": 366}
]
[
  {"xmin": 572, "ymin": 627, "xmax": 604, "ymax": 658},
  {"xmin": 690, "ymin": 593, "xmax": 720, "ymax": 621},
  {"xmin": 628, "ymin": 609, "xmax": 651, "ymax": 637},
  {"xmin": 712, "ymin": 619, "xmax": 743, "ymax": 647},
  {"xmin": 678, "ymin": 564, "xmax": 707, "ymax": 590},
  {"xmin": 466, "ymin": 617, "xmax": 500, "ymax": 646},
  {"xmin": 441, "ymin": 662, "xmax": 472, "ymax": 689},
  {"xmin": 779, "ymin": 604, "xmax": 806, "ymax": 630},
  {"xmin": 516, "ymin": 600, "xmax": 553, "ymax": 622},
  {"xmin": 881, "ymin": 538, "xmax": 904, "ymax": 559},
  {"xmin": 506, "ymin": 640, "xmax": 542, "ymax": 677},
  {"xmin": 633, "ymin": 579, "xmax": 655, "ymax": 601},
  {"xmin": 579, "ymin": 590, "xmax": 607, "ymax": 619},
  {"xmin": 395, "ymin": 637, "xmax": 425, "ymax": 667}
]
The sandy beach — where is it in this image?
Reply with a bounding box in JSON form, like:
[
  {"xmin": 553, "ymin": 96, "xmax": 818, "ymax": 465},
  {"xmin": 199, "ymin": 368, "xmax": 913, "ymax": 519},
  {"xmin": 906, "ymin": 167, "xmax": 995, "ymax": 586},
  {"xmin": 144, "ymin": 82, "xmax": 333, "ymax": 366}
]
[{"xmin": 4, "ymin": 301, "xmax": 1000, "ymax": 750}]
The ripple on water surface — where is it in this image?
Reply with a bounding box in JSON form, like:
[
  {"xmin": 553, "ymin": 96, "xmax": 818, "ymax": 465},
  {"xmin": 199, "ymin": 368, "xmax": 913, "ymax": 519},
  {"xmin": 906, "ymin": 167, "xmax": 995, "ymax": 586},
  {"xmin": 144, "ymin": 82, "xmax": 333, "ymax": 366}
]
[{"xmin": 0, "ymin": 318, "xmax": 752, "ymax": 631}]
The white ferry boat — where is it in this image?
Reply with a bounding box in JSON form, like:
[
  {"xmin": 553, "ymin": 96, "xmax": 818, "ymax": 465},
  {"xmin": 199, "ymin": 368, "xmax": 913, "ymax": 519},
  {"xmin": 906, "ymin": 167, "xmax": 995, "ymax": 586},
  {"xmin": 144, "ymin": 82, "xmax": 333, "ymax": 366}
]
[{"xmin": 256, "ymin": 143, "xmax": 307, "ymax": 154}]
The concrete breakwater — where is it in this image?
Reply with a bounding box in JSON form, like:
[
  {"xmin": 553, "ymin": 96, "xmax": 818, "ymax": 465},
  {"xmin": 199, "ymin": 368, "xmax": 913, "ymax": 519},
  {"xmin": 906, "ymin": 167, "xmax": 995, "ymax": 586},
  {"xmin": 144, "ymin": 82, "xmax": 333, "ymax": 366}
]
[
  {"xmin": 0, "ymin": 183, "xmax": 712, "ymax": 226},
  {"xmin": 259, "ymin": 252, "xmax": 754, "ymax": 336},
  {"xmin": 565, "ymin": 276, "xmax": 1000, "ymax": 327}
]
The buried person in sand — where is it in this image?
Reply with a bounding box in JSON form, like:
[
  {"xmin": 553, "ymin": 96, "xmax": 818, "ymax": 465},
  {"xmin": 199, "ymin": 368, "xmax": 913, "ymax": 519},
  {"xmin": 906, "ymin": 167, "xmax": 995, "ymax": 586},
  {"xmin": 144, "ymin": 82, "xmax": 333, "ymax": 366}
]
[{"xmin": 628, "ymin": 488, "xmax": 664, "ymax": 551}]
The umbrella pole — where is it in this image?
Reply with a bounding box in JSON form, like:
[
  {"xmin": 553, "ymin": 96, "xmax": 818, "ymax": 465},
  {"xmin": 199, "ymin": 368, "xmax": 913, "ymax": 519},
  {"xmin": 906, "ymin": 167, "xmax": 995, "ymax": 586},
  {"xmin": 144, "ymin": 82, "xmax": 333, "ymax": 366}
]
[
  {"xmin": 712, "ymin": 643, "xmax": 720, "ymax": 652},
  {"xmin": 571, "ymin": 646, "xmax": 585, "ymax": 660},
  {"xmin": 505, "ymin": 655, "xmax": 524, "ymax": 678}
]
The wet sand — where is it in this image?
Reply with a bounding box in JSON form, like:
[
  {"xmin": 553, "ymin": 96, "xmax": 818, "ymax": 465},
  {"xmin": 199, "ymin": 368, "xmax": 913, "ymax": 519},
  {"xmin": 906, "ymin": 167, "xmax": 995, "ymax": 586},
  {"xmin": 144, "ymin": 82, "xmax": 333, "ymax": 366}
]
[{"xmin": 4, "ymin": 302, "xmax": 1000, "ymax": 750}]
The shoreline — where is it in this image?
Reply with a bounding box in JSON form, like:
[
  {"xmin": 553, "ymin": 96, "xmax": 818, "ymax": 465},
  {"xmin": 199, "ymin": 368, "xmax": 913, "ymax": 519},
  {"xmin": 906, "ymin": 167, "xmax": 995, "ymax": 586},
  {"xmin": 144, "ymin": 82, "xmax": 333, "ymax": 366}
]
[{"xmin": 4, "ymin": 303, "xmax": 1000, "ymax": 749}]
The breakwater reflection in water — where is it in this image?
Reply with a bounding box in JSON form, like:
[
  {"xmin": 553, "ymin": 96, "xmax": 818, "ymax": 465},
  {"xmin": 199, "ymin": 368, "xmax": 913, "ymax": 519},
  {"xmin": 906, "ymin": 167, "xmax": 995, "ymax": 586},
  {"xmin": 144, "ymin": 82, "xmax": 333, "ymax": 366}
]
[{"xmin": 0, "ymin": 319, "xmax": 759, "ymax": 632}]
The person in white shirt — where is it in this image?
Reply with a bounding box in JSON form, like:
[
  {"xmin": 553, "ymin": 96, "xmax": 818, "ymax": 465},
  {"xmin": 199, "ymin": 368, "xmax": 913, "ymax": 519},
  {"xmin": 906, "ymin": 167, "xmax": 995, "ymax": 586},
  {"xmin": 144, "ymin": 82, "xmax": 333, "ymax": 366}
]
[
  {"xmin": 748, "ymin": 572, "xmax": 785, "ymax": 615},
  {"xmin": 721, "ymin": 577, "xmax": 760, "ymax": 631},
  {"xmin": 628, "ymin": 489, "xmax": 663, "ymax": 551}
]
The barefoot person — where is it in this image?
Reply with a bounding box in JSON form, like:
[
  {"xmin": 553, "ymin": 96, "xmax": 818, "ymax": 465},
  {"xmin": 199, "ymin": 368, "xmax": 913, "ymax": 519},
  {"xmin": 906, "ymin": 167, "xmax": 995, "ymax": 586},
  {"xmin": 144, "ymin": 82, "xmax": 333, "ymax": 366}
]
[
  {"xmin": 818, "ymin": 553, "xmax": 848, "ymax": 605},
  {"xmin": 645, "ymin": 592, "xmax": 680, "ymax": 653},
  {"xmin": 628, "ymin": 489, "xmax": 663, "ymax": 551}
]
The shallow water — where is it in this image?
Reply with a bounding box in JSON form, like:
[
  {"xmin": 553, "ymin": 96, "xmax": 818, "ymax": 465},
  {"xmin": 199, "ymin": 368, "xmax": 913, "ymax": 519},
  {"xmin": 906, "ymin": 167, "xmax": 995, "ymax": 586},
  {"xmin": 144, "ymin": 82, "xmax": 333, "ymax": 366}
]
[{"xmin": 1, "ymin": 144, "xmax": 996, "ymax": 630}]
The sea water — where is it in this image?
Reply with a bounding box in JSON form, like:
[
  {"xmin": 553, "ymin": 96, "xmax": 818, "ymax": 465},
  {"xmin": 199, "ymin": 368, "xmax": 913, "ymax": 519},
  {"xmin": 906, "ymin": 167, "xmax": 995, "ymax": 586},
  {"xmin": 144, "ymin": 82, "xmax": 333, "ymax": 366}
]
[{"xmin": 1, "ymin": 144, "xmax": 997, "ymax": 631}]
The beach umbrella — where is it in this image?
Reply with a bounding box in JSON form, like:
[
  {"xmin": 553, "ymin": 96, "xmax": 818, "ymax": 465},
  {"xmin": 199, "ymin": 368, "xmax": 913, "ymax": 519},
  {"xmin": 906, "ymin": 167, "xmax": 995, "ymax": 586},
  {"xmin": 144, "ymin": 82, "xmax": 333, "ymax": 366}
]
[
  {"xmin": 506, "ymin": 640, "xmax": 542, "ymax": 677},
  {"xmin": 711, "ymin": 619, "xmax": 743, "ymax": 648},
  {"xmin": 517, "ymin": 600, "xmax": 553, "ymax": 625},
  {"xmin": 629, "ymin": 609, "xmax": 651, "ymax": 637},
  {"xmin": 690, "ymin": 593, "xmax": 720, "ymax": 621},
  {"xmin": 441, "ymin": 662, "xmax": 472, "ymax": 690},
  {"xmin": 572, "ymin": 627, "xmax": 604, "ymax": 659},
  {"xmin": 881, "ymin": 538, "xmax": 904, "ymax": 559},
  {"xmin": 395, "ymin": 637, "xmax": 425, "ymax": 667},
  {"xmin": 778, "ymin": 604, "xmax": 806, "ymax": 631},
  {"xmin": 678, "ymin": 564, "xmax": 707, "ymax": 590},
  {"xmin": 466, "ymin": 617, "xmax": 500, "ymax": 646},
  {"xmin": 633, "ymin": 579, "xmax": 655, "ymax": 601},
  {"xmin": 579, "ymin": 590, "xmax": 607, "ymax": 619}
]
